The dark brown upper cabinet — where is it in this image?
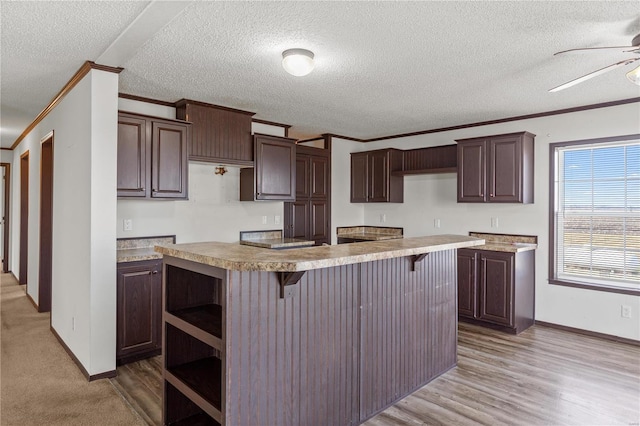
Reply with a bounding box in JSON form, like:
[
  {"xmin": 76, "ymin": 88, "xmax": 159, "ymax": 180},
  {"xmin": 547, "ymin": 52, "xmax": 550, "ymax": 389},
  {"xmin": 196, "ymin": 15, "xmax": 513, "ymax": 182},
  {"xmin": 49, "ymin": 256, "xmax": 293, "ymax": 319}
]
[
  {"xmin": 350, "ymin": 149, "xmax": 403, "ymax": 203},
  {"xmin": 456, "ymin": 131, "xmax": 535, "ymax": 203},
  {"xmin": 175, "ymin": 99, "xmax": 255, "ymax": 166},
  {"xmin": 117, "ymin": 111, "xmax": 189, "ymax": 200},
  {"xmin": 240, "ymin": 134, "xmax": 296, "ymax": 201},
  {"xmin": 394, "ymin": 144, "xmax": 458, "ymax": 175}
]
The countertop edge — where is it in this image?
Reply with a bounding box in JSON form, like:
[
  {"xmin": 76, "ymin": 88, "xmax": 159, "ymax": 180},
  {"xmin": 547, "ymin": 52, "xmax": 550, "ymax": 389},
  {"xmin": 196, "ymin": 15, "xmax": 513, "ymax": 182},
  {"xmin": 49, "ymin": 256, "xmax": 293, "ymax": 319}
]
[{"xmin": 155, "ymin": 236, "xmax": 485, "ymax": 272}]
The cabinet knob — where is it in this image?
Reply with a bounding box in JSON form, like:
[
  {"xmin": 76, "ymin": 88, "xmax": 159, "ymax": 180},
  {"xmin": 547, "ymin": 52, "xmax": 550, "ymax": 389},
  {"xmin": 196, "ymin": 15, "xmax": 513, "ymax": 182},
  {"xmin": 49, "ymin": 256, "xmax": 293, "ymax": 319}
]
[
  {"xmin": 152, "ymin": 270, "xmax": 158, "ymax": 274},
  {"xmin": 490, "ymin": 193, "xmax": 494, "ymax": 197},
  {"xmin": 139, "ymin": 187, "xmax": 145, "ymax": 192},
  {"xmin": 152, "ymin": 189, "xmax": 157, "ymax": 193}
]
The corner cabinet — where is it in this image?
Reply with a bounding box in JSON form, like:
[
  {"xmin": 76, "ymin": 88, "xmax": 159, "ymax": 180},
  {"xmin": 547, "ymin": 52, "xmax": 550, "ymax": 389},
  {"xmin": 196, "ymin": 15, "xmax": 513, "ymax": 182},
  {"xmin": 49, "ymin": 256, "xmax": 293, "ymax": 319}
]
[
  {"xmin": 116, "ymin": 259, "xmax": 162, "ymax": 365},
  {"xmin": 117, "ymin": 111, "xmax": 189, "ymax": 200},
  {"xmin": 350, "ymin": 148, "xmax": 403, "ymax": 203},
  {"xmin": 239, "ymin": 134, "xmax": 296, "ymax": 201},
  {"xmin": 457, "ymin": 248, "xmax": 535, "ymax": 334},
  {"xmin": 175, "ymin": 99, "xmax": 255, "ymax": 166},
  {"xmin": 456, "ymin": 131, "xmax": 535, "ymax": 203}
]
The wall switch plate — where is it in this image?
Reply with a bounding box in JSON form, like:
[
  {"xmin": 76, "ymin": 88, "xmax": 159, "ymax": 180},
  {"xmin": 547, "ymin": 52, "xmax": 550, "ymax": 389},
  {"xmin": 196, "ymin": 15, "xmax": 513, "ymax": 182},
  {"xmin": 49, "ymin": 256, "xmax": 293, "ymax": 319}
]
[
  {"xmin": 621, "ymin": 305, "xmax": 632, "ymax": 318},
  {"xmin": 275, "ymin": 215, "xmax": 281, "ymax": 225},
  {"xmin": 434, "ymin": 219, "xmax": 441, "ymax": 228},
  {"xmin": 123, "ymin": 219, "xmax": 133, "ymax": 232},
  {"xmin": 262, "ymin": 216, "xmax": 267, "ymax": 224}
]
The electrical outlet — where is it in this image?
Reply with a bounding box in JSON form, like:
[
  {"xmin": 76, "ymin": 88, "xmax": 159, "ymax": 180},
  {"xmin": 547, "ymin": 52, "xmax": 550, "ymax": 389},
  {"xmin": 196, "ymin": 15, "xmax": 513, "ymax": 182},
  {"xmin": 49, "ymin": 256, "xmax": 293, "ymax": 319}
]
[
  {"xmin": 380, "ymin": 214, "xmax": 386, "ymax": 223},
  {"xmin": 72, "ymin": 316, "xmax": 75, "ymax": 331},
  {"xmin": 621, "ymin": 305, "xmax": 632, "ymax": 319},
  {"xmin": 262, "ymin": 216, "xmax": 267, "ymax": 225},
  {"xmin": 123, "ymin": 219, "xmax": 133, "ymax": 232},
  {"xmin": 275, "ymin": 215, "xmax": 281, "ymax": 225},
  {"xmin": 491, "ymin": 217, "xmax": 499, "ymax": 228},
  {"xmin": 434, "ymin": 219, "xmax": 441, "ymax": 228}
]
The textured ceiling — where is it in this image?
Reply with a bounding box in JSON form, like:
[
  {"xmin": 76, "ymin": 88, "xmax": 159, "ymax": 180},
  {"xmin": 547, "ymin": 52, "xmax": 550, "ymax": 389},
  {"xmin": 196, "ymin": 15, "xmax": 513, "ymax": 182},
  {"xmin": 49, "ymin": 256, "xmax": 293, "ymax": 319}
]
[{"xmin": 2, "ymin": 1, "xmax": 640, "ymax": 148}]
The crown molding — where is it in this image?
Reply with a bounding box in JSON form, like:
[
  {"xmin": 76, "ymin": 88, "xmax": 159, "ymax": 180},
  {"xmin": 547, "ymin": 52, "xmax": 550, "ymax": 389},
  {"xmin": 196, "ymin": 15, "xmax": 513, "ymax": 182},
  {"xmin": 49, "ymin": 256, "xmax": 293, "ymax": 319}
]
[{"xmin": 10, "ymin": 61, "xmax": 123, "ymax": 150}]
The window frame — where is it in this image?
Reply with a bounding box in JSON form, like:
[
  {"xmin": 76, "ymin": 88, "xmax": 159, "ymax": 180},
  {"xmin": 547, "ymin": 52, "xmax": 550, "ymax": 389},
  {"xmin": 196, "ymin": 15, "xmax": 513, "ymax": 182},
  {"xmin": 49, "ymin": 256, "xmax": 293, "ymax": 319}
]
[{"xmin": 548, "ymin": 134, "xmax": 640, "ymax": 296}]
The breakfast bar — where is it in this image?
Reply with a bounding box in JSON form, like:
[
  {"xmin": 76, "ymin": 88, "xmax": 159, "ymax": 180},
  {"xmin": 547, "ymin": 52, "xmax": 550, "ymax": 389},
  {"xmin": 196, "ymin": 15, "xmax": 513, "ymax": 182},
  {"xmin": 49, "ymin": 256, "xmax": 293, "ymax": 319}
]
[{"xmin": 156, "ymin": 234, "xmax": 484, "ymax": 426}]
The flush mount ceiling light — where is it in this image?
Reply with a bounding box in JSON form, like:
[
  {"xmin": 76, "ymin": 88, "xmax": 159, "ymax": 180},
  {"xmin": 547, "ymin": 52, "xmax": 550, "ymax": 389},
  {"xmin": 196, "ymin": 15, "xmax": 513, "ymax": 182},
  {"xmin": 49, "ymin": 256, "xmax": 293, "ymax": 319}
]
[
  {"xmin": 626, "ymin": 64, "xmax": 640, "ymax": 85},
  {"xmin": 282, "ymin": 48, "xmax": 315, "ymax": 76}
]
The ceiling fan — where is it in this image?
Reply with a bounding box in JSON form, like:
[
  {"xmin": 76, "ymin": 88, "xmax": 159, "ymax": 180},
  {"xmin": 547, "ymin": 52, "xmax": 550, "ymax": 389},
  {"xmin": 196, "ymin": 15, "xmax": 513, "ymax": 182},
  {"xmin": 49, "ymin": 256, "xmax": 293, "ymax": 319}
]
[{"xmin": 549, "ymin": 33, "xmax": 640, "ymax": 92}]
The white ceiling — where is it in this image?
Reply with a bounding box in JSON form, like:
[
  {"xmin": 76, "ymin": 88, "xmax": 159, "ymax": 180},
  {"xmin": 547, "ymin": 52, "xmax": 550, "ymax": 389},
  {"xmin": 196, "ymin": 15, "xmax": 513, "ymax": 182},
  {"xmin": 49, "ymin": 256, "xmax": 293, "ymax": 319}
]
[{"xmin": 2, "ymin": 1, "xmax": 640, "ymax": 148}]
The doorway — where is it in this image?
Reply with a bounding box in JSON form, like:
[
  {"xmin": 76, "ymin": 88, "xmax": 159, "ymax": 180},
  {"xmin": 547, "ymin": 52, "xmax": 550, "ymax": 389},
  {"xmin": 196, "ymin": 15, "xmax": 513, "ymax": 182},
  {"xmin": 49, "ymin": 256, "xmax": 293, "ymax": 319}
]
[
  {"xmin": 19, "ymin": 151, "xmax": 29, "ymax": 285},
  {"xmin": 0, "ymin": 162, "xmax": 10, "ymax": 273},
  {"xmin": 39, "ymin": 134, "xmax": 53, "ymax": 312}
]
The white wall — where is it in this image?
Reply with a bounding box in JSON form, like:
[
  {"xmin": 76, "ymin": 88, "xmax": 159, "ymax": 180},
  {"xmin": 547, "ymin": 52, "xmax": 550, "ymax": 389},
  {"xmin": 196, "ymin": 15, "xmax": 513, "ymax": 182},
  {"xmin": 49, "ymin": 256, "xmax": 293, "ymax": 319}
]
[
  {"xmin": 116, "ymin": 99, "xmax": 287, "ymax": 242},
  {"xmin": 0, "ymin": 150, "xmax": 13, "ymax": 163},
  {"xmin": 330, "ymin": 137, "xmax": 366, "ymax": 243},
  {"xmin": 11, "ymin": 69, "xmax": 118, "ymax": 376},
  {"xmin": 331, "ymin": 102, "xmax": 640, "ymax": 341}
]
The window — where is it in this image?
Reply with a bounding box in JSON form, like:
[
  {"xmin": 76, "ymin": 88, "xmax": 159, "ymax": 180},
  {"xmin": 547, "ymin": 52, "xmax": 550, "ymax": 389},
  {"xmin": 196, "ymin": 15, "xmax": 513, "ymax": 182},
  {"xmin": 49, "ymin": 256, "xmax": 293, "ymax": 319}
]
[{"xmin": 549, "ymin": 135, "xmax": 640, "ymax": 295}]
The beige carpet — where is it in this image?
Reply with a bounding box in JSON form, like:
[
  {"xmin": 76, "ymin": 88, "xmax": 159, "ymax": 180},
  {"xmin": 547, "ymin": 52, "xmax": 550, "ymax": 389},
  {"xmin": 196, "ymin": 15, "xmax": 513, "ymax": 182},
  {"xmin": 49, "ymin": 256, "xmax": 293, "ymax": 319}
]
[{"xmin": 0, "ymin": 273, "xmax": 145, "ymax": 425}]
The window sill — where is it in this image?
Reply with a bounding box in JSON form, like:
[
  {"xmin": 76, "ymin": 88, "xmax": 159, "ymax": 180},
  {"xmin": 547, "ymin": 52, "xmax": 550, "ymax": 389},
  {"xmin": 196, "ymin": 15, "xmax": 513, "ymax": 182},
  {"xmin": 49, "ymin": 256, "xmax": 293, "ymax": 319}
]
[{"xmin": 549, "ymin": 278, "xmax": 640, "ymax": 296}]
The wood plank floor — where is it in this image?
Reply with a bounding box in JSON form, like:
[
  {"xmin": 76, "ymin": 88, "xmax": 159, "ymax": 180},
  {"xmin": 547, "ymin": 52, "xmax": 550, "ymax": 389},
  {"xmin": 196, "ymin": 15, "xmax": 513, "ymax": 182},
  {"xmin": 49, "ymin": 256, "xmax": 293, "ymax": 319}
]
[{"xmin": 111, "ymin": 322, "xmax": 640, "ymax": 425}]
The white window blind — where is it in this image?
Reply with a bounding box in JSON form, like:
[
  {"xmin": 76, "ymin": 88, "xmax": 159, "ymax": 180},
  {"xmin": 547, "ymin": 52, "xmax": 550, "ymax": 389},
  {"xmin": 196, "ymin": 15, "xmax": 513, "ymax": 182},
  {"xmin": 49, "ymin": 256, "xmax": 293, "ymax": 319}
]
[{"xmin": 552, "ymin": 140, "xmax": 640, "ymax": 290}]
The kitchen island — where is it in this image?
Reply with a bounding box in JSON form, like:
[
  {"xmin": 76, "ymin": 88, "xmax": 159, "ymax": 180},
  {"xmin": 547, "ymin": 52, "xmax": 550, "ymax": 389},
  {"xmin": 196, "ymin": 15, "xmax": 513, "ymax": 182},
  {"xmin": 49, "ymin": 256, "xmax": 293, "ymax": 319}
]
[{"xmin": 156, "ymin": 234, "xmax": 484, "ymax": 426}]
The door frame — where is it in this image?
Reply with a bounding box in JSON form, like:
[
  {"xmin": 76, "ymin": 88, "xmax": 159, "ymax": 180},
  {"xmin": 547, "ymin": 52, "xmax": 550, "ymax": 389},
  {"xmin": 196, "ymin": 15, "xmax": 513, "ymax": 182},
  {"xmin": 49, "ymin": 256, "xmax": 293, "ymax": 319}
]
[
  {"xmin": 0, "ymin": 162, "xmax": 10, "ymax": 273},
  {"xmin": 39, "ymin": 132, "xmax": 54, "ymax": 312},
  {"xmin": 19, "ymin": 151, "xmax": 29, "ymax": 286}
]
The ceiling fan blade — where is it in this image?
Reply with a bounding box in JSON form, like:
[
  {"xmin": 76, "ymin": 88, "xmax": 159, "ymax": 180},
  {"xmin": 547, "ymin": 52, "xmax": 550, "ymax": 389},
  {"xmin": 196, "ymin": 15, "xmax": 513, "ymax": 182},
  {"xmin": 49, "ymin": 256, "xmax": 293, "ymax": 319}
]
[
  {"xmin": 554, "ymin": 46, "xmax": 640, "ymax": 55},
  {"xmin": 549, "ymin": 58, "xmax": 640, "ymax": 92}
]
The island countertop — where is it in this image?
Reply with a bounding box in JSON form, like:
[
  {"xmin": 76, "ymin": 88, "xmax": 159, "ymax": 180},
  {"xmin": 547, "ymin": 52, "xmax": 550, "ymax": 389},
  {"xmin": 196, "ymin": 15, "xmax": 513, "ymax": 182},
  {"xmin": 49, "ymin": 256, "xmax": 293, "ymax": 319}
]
[{"xmin": 155, "ymin": 234, "xmax": 484, "ymax": 272}]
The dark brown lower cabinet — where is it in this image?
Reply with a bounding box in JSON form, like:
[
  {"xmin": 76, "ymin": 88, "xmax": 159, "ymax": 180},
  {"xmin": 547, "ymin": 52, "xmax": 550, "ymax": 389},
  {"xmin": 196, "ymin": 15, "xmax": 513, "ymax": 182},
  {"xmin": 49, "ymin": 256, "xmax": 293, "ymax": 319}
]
[
  {"xmin": 457, "ymin": 249, "xmax": 534, "ymax": 334},
  {"xmin": 117, "ymin": 259, "xmax": 162, "ymax": 365}
]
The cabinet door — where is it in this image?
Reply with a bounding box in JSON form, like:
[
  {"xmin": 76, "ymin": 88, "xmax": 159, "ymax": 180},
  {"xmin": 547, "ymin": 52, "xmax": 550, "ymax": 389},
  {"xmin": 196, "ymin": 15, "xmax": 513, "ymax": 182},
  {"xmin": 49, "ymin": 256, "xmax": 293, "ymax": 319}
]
[
  {"xmin": 488, "ymin": 135, "xmax": 522, "ymax": 202},
  {"xmin": 457, "ymin": 249, "xmax": 478, "ymax": 319},
  {"xmin": 117, "ymin": 115, "xmax": 148, "ymax": 198},
  {"xmin": 478, "ymin": 251, "xmax": 514, "ymax": 327},
  {"xmin": 285, "ymin": 201, "xmax": 309, "ymax": 240},
  {"xmin": 310, "ymin": 200, "xmax": 329, "ymax": 244},
  {"xmin": 350, "ymin": 152, "xmax": 369, "ymax": 202},
  {"xmin": 295, "ymin": 155, "xmax": 310, "ymax": 199},
  {"xmin": 255, "ymin": 135, "xmax": 296, "ymax": 201},
  {"xmin": 117, "ymin": 261, "xmax": 162, "ymax": 360},
  {"xmin": 177, "ymin": 102, "xmax": 254, "ymax": 165},
  {"xmin": 151, "ymin": 121, "xmax": 188, "ymax": 199},
  {"xmin": 368, "ymin": 150, "xmax": 390, "ymax": 202},
  {"xmin": 310, "ymin": 155, "xmax": 329, "ymax": 198},
  {"xmin": 457, "ymin": 140, "xmax": 486, "ymax": 202}
]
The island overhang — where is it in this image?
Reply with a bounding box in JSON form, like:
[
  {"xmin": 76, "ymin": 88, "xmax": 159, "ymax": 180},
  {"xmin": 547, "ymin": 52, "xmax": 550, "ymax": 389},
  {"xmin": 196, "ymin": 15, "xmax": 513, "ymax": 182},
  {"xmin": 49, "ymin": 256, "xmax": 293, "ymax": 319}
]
[{"xmin": 155, "ymin": 234, "xmax": 485, "ymax": 272}]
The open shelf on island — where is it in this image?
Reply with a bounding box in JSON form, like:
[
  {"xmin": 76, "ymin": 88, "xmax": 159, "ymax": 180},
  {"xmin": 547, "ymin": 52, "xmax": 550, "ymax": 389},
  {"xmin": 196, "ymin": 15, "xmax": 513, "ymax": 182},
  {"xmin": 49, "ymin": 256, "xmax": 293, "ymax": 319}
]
[
  {"xmin": 168, "ymin": 357, "xmax": 222, "ymax": 411},
  {"xmin": 165, "ymin": 380, "xmax": 221, "ymax": 426}
]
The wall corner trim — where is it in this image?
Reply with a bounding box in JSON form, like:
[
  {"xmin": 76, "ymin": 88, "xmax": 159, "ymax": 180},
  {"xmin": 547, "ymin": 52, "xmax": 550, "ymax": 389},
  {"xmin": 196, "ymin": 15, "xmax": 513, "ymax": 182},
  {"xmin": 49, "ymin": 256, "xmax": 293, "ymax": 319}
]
[{"xmin": 10, "ymin": 61, "xmax": 124, "ymax": 150}]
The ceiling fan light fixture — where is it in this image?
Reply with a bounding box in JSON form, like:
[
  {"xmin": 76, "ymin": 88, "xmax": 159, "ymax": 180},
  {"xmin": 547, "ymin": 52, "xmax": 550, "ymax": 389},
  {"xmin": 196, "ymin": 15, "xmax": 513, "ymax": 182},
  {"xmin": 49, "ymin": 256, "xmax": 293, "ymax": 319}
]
[
  {"xmin": 626, "ymin": 64, "xmax": 640, "ymax": 85},
  {"xmin": 282, "ymin": 48, "xmax": 315, "ymax": 76}
]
